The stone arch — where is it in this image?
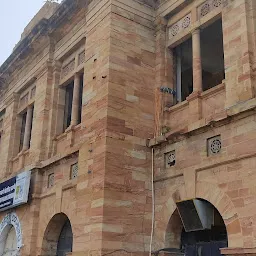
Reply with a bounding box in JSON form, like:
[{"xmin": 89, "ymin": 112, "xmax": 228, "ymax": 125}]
[
  {"xmin": 161, "ymin": 181, "xmax": 243, "ymax": 249},
  {"xmin": 165, "ymin": 209, "xmax": 183, "ymax": 249},
  {"xmin": 0, "ymin": 212, "xmax": 22, "ymax": 255},
  {"xmin": 41, "ymin": 212, "xmax": 73, "ymax": 256}
]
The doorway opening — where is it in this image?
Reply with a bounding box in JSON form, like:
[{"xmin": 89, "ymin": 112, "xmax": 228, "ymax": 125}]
[
  {"xmin": 165, "ymin": 199, "xmax": 227, "ymax": 256},
  {"xmin": 41, "ymin": 213, "xmax": 73, "ymax": 256},
  {"xmin": 0, "ymin": 225, "xmax": 17, "ymax": 256}
]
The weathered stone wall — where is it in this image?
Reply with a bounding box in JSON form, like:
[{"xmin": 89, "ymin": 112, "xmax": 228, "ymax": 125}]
[
  {"xmin": 0, "ymin": 0, "xmax": 256, "ymax": 256},
  {"xmin": 152, "ymin": 1, "xmax": 256, "ymax": 256}
]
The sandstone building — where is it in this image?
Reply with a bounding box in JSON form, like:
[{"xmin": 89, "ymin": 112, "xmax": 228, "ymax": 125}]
[{"xmin": 0, "ymin": 0, "xmax": 255, "ymax": 255}]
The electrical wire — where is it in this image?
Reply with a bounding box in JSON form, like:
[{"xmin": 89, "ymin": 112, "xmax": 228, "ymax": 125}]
[{"xmin": 149, "ymin": 147, "xmax": 155, "ymax": 256}]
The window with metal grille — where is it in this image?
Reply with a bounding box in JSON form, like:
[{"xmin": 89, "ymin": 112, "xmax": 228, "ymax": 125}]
[
  {"xmin": 70, "ymin": 163, "xmax": 78, "ymax": 180},
  {"xmin": 48, "ymin": 173, "xmax": 55, "ymax": 188}
]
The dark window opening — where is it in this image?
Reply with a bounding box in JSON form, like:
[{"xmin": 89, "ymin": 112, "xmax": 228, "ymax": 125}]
[
  {"xmin": 18, "ymin": 106, "xmax": 34, "ymax": 152},
  {"xmin": 174, "ymin": 38, "xmax": 193, "ymax": 102},
  {"xmin": 63, "ymin": 81, "xmax": 74, "ymax": 131},
  {"xmin": 19, "ymin": 112, "xmax": 27, "ymax": 152},
  {"xmin": 29, "ymin": 106, "xmax": 34, "ymax": 148},
  {"xmin": 78, "ymin": 73, "xmax": 84, "ymax": 124},
  {"xmin": 201, "ymin": 19, "xmax": 225, "ymax": 91}
]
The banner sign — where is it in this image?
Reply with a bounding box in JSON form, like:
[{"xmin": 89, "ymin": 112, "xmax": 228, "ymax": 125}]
[{"xmin": 0, "ymin": 171, "xmax": 31, "ymax": 212}]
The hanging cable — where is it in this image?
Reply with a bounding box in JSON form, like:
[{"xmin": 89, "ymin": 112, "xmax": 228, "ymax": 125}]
[{"xmin": 149, "ymin": 147, "xmax": 155, "ymax": 256}]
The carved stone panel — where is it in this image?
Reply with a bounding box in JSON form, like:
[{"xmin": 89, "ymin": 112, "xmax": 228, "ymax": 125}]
[
  {"xmin": 62, "ymin": 59, "xmax": 75, "ymax": 78},
  {"xmin": 169, "ymin": 13, "xmax": 192, "ymax": 40},
  {"xmin": 78, "ymin": 51, "xmax": 85, "ymax": 66},
  {"xmin": 198, "ymin": 0, "xmax": 225, "ymax": 19},
  {"xmin": 207, "ymin": 135, "xmax": 222, "ymax": 156},
  {"xmin": 165, "ymin": 150, "xmax": 176, "ymax": 168},
  {"xmin": 19, "ymin": 93, "xmax": 29, "ymax": 108},
  {"xmin": 30, "ymin": 86, "xmax": 36, "ymax": 99}
]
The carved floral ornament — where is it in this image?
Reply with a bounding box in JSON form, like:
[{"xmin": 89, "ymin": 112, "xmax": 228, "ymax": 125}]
[
  {"xmin": 0, "ymin": 212, "xmax": 23, "ymax": 250},
  {"xmin": 198, "ymin": 0, "xmax": 226, "ymax": 19},
  {"xmin": 61, "ymin": 59, "xmax": 75, "ymax": 78},
  {"xmin": 169, "ymin": 13, "xmax": 192, "ymax": 39}
]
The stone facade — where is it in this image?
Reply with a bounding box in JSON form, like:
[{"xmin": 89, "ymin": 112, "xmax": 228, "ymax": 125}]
[{"xmin": 0, "ymin": 0, "xmax": 255, "ymax": 255}]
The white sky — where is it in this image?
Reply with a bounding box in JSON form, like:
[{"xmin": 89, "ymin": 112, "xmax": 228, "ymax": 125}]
[{"xmin": 0, "ymin": 1, "xmax": 47, "ymax": 65}]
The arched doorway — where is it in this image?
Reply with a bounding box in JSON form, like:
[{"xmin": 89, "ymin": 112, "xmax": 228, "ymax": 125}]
[
  {"xmin": 165, "ymin": 199, "xmax": 227, "ymax": 256},
  {"xmin": 57, "ymin": 220, "xmax": 73, "ymax": 256},
  {"xmin": 41, "ymin": 213, "xmax": 73, "ymax": 256},
  {"xmin": 0, "ymin": 213, "xmax": 22, "ymax": 256}
]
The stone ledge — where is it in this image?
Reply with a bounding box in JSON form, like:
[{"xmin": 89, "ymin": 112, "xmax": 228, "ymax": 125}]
[
  {"xmin": 227, "ymin": 97, "xmax": 256, "ymax": 117},
  {"xmin": 149, "ymin": 96, "xmax": 256, "ymax": 147},
  {"xmin": 221, "ymin": 247, "xmax": 256, "ymax": 255}
]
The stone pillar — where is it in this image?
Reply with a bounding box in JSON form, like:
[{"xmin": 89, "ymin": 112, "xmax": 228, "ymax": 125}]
[
  {"xmin": 154, "ymin": 17, "xmax": 169, "ymax": 136},
  {"xmin": 192, "ymin": 29, "xmax": 203, "ymax": 92},
  {"xmin": 23, "ymin": 105, "xmax": 33, "ymax": 150},
  {"xmin": 71, "ymin": 73, "xmax": 80, "ymax": 126}
]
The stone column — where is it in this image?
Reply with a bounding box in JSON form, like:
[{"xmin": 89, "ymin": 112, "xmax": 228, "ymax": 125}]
[
  {"xmin": 154, "ymin": 17, "xmax": 169, "ymax": 136},
  {"xmin": 192, "ymin": 29, "xmax": 203, "ymax": 92},
  {"xmin": 71, "ymin": 73, "xmax": 80, "ymax": 126},
  {"xmin": 23, "ymin": 105, "xmax": 33, "ymax": 150}
]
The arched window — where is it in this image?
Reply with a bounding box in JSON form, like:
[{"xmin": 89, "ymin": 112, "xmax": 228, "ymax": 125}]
[{"xmin": 42, "ymin": 213, "xmax": 73, "ymax": 256}]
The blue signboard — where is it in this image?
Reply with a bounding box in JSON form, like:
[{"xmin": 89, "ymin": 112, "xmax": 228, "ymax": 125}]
[{"xmin": 0, "ymin": 171, "xmax": 31, "ymax": 212}]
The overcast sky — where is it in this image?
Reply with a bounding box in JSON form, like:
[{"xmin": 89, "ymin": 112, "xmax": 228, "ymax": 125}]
[{"xmin": 0, "ymin": 1, "xmax": 46, "ymax": 65}]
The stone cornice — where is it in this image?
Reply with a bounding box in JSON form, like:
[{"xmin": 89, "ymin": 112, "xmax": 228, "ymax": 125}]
[
  {"xmin": 0, "ymin": 0, "xmax": 87, "ymax": 77},
  {"xmin": 0, "ymin": 18, "xmax": 49, "ymax": 74},
  {"xmin": 148, "ymin": 97, "xmax": 256, "ymax": 147}
]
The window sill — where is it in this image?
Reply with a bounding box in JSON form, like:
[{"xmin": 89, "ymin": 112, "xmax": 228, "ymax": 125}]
[
  {"xmin": 165, "ymin": 99, "xmax": 189, "ymax": 113},
  {"xmin": 55, "ymin": 123, "xmax": 82, "ymax": 141},
  {"xmin": 201, "ymin": 82, "xmax": 225, "ymax": 98},
  {"xmin": 12, "ymin": 149, "xmax": 30, "ymax": 162}
]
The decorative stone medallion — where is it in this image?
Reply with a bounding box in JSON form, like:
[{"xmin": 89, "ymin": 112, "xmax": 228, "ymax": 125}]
[
  {"xmin": 198, "ymin": 0, "xmax": 224, "ymax": 19},
  {"xmin": 170, "ymin": 24, "xmax": 180, "ymax": 37},
  {"xmin": 0, "ymin": 212, "xmax": 22, "ymax": 249},
  {"xmin": 200, "ymin": 3, "xmax": 211, "ymax": 17},
  {"xmin": 207, "ymin": 135, "xmax": 222, "ymax": 156},
  {"xmin": 165, "ymin": 150, "xmax": 176, "ymax": 168},
  {"xmin": 169, "ymin": 13, "xmax": 191, "ymax": 39}
]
